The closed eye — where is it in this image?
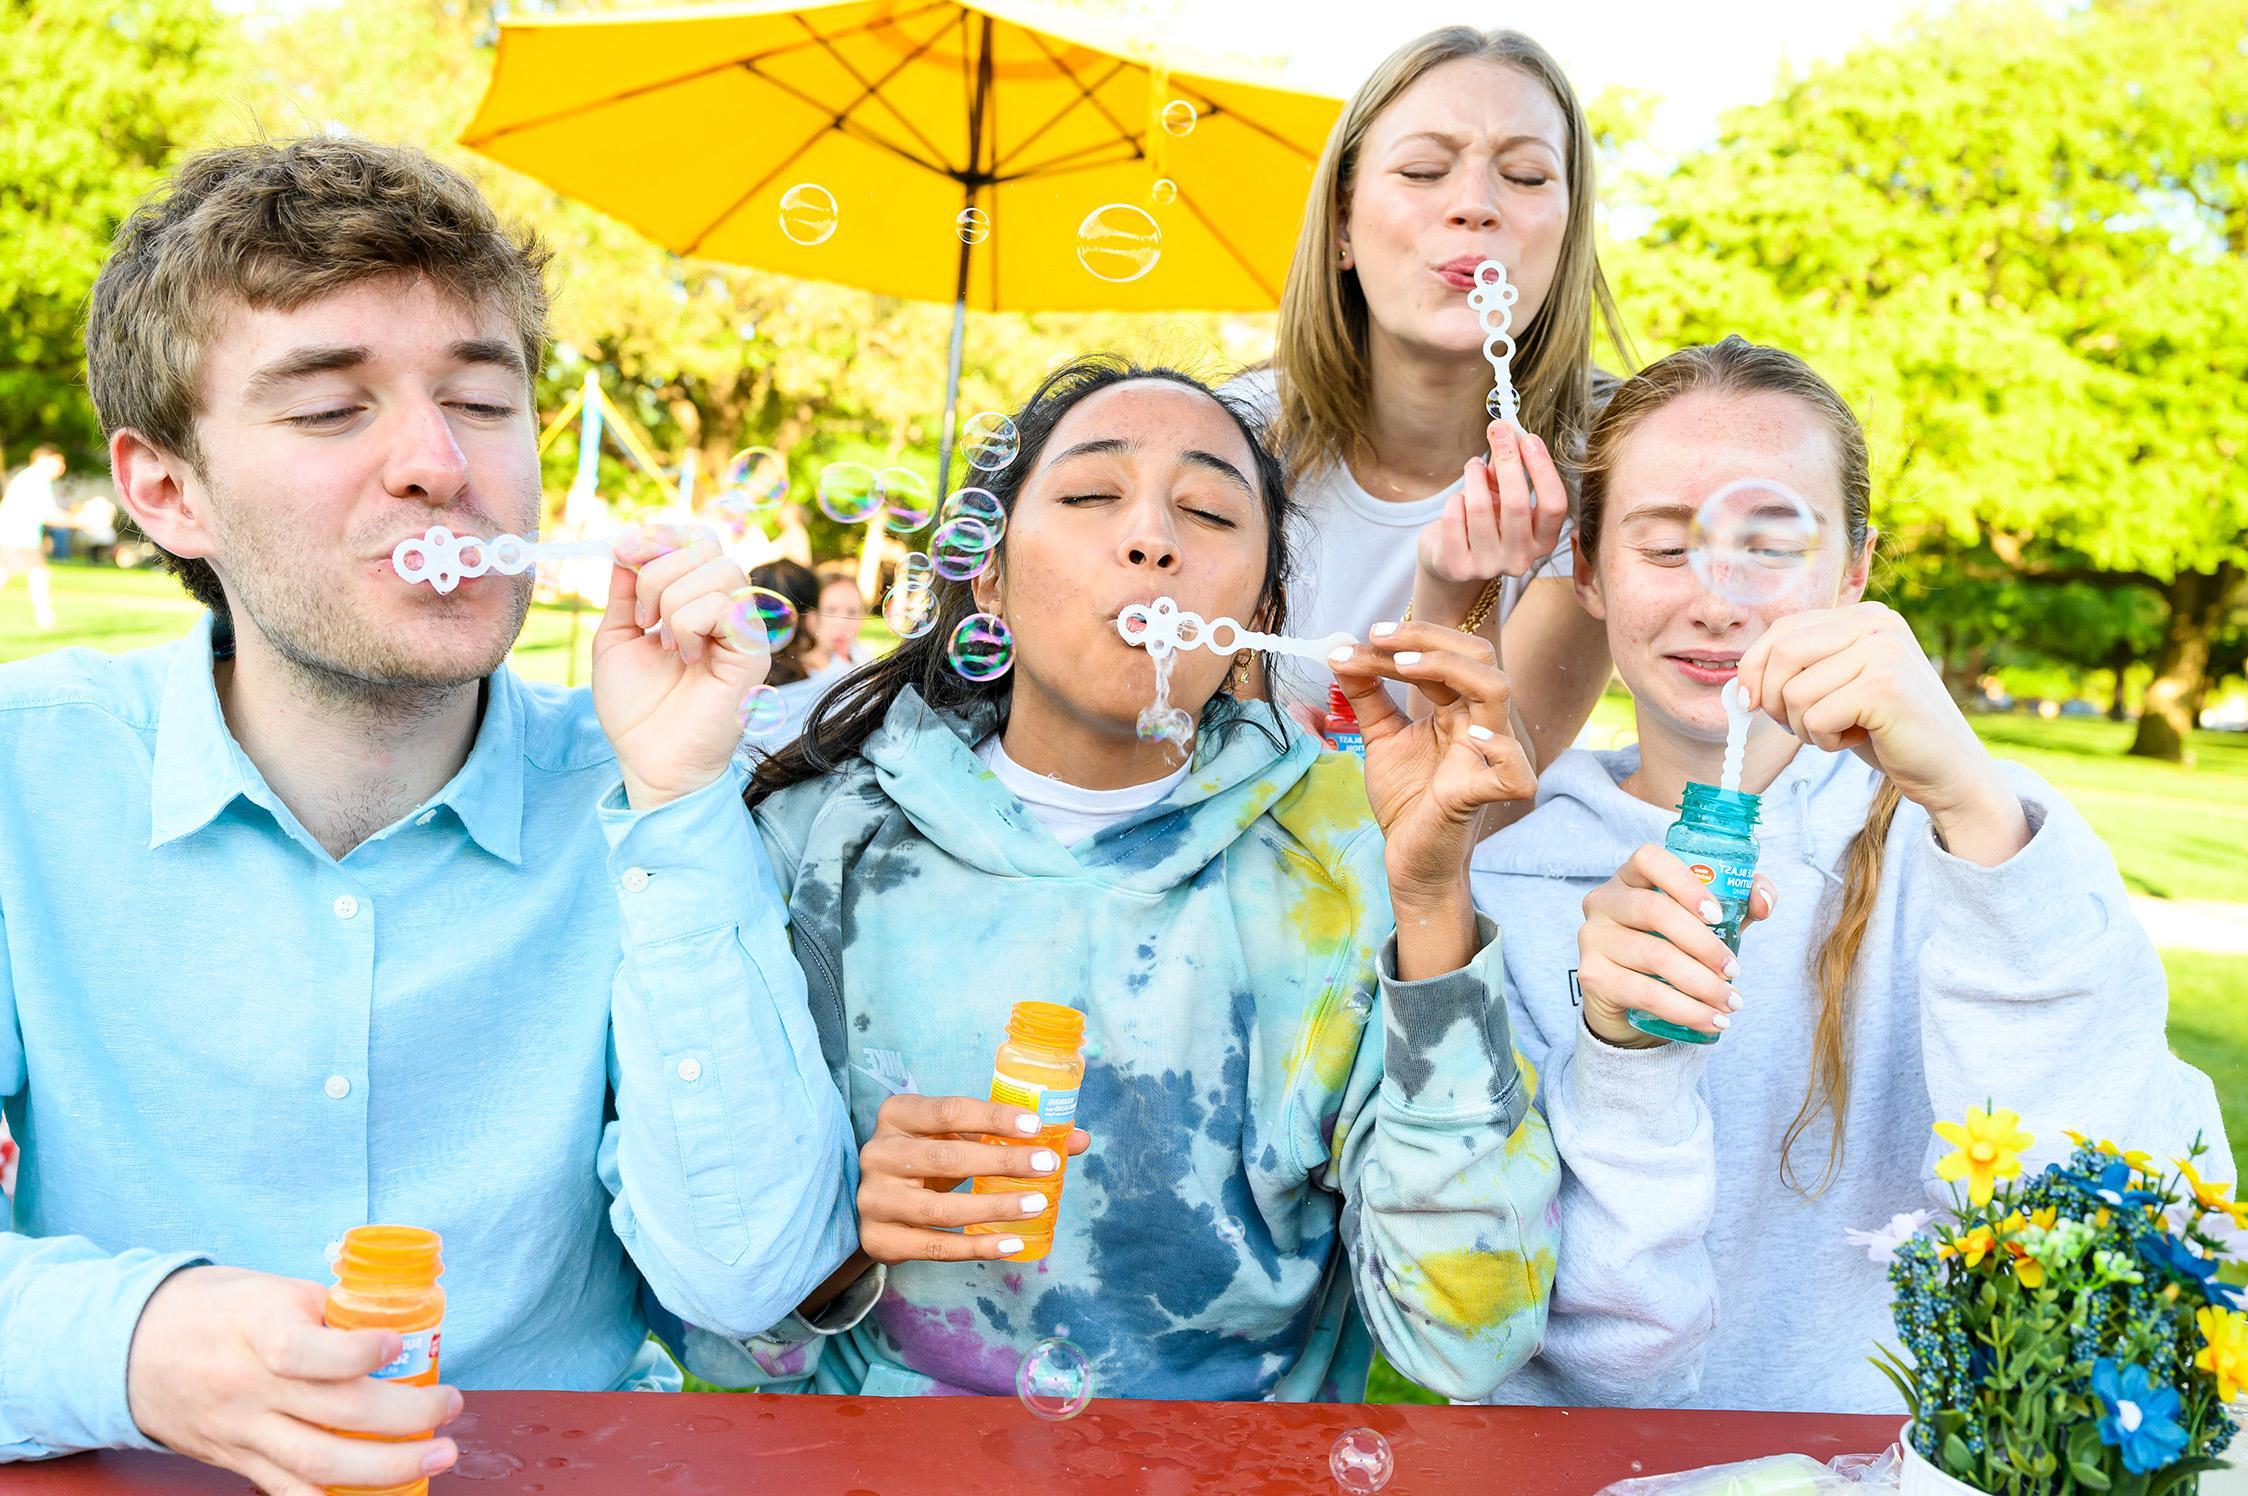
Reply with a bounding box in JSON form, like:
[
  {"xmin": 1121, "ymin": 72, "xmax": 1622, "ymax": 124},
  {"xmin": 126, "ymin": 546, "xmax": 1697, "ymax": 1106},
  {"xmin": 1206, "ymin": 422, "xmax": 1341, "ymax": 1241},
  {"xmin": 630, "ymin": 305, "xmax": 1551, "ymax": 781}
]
[
  {"xmin": 286, "ymin": 408, "xmax": 359, "ymax": 429},
  {"xmin": 453, "ymin": 402, "xmax": 517, "ymax": 419},
  {"xmin": 1184, "ymin": 506, "xmax": 1237, "ymax": 529}
]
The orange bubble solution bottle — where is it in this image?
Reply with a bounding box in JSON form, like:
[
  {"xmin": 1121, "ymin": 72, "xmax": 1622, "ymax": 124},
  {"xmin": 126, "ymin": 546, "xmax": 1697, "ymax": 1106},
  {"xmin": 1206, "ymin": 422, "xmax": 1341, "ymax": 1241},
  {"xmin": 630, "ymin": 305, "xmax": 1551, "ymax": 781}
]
[
  {"xmin": 966, "ymin": 1002, "xmax": 1086, "ymax": 1262},
  {"xmin": 323, "ymin": 1225, "xmax": 446, "ymax": 1496}
]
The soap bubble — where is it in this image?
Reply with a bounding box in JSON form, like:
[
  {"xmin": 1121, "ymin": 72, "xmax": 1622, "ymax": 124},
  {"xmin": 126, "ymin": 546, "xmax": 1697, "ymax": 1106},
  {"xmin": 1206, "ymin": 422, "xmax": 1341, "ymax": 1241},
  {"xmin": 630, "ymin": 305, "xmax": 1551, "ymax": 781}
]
[
  {"xmin": 961, "ymin": 412, "xmax": 1021, "ymax": 472},
  {"xmin": 778, "ymin": 184, "xmax": 838, "ymax": 246},
  {"xmin": 877, "ymin": 467, "xmax": 936, "ymax": 534},
  {"xmin": 735, "ymin": 685, "xmax": 787, "ymax": 737},
  {"xmin": 931, "ymin": 516, "xmax": 998, "ymax": 582},
  {"xmin": 1016, "ymin": 1338, "xmax": 1093, "ymax": 1420},
  {"xmin": 1161, "ymin": 98, "xmax": 1198, "ymax": 136},
  {"xmin": 947, "ymin": 612, "xmax": 1014, "ymax": 682},
  {"xmin": 1075, "ymin": 204, "xmax": 1162, "ymax": 284},
  {"xmin": 1214, "ymin": 1216, "xmax": 1246, "ymax": 1248},
  {"xmin": 1687, "ymin": 477, "xmax": 1827, "ymax": 607},
  {"xmin": 939, "ymin": 486, "xmax": 1007, "ymax": 538},
  {"xmin": 712, "ymin": 447, "xmax": 788, "ymax": 528},
  {"xmin": 724, "ymin": 586, "xmax": 797, "ymax": 651},
  {"xmin": 955, "ymin": 207, "xmax": 990, "ymax": 244},
  {"xmin": 1343, "ymin": 991, "xmax": 1374, "ymax": 1023},
  {"xmin": 1136, "ymin": 704, "xmax": 1193, "ymax": 748},
  {"xmin": 1150, "ymin": 177, "xmax": 1178, "ymax": 206},
  {"xmin": 882, "ymin": 580, "xmax": 941, "ymax": 639},
  {"xmin": 896, "ymin": 551, "xmax": 936, "ymax": 591},
  {"xmin": 816, "ymin": 462, "xmax": 882, "ymax": 525},
  {"xmin": 1329, "ymin": 1428, "xmax": 1394, "ymax": 1493}
]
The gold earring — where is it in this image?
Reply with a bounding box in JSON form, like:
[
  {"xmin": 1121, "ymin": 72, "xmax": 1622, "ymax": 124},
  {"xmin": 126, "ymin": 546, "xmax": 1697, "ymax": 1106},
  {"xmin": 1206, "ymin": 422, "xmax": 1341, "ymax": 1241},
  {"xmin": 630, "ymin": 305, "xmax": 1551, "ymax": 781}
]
[{"xmin": 1232, "ymin": 651, "xmax": 1253, "ymax": 691}]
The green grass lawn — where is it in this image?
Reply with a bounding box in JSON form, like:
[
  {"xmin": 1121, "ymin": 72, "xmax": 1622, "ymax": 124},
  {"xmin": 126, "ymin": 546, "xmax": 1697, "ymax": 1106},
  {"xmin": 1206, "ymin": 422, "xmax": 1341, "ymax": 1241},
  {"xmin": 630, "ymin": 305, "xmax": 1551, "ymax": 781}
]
[{"xmin": 8, "ymin": 564, "xmax": 2243, "ymax": 1408}]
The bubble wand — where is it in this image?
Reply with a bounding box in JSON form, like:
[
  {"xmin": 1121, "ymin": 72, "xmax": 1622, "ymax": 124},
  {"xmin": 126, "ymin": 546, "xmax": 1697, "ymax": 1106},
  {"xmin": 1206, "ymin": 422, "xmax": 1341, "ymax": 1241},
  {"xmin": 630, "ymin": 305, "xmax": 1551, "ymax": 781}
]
[
  {"xmin": 1115, "ymin": 597, "xmax": 1353, "ymax": 663},
  {"xmin": 1470, "ymin": 260, "xmax": 1521, "ymax": 428},
  {"xmin": 391, "ymin": 525, "xmax": 616, "ymax": 595}
]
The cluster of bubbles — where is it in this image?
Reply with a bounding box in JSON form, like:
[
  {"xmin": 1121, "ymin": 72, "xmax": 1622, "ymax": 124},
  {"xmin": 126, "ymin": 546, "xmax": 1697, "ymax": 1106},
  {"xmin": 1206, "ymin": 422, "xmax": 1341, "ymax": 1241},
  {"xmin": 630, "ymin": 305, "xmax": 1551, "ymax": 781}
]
[
  {"xmin": 775, "ymin": 95, "xmax": 1198, "ymax": 279},
  {"xmin": 1687, "ymin": 476, "xmax": 1827, "ymax": 607},
  {"xmin": 1016, "ymin": 1337, "xmax": 1094, "ymax": 1420},
  {"xmin": 721, "ymin": 586, "xmax": 800, "ymax": 740},
  {"xmin": 1329, "ymin": 1428, "xmax": 1394, "ymax": 1492},
  {"xmin": 854, "ymin": 412, "xmax": 1020, "ymax": 680}
]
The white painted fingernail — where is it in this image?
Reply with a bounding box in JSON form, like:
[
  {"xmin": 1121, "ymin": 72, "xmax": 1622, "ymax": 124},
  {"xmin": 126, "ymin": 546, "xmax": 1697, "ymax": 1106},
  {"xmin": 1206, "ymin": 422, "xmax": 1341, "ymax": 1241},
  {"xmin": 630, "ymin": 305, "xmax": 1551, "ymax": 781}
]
[
  {"xmin": 1014, "ymin": 1114, "xmax": 1039, "ymax": 1135},
  {"xmin": 1712, "ymin": 1013, "xmax": 1732, "ymax": 1031},
  {"xmin": 1329, "ymin": 645, "xmax": 1354, "ymax": 663},
  {"xmin": 998, "ymin": 1237, "xmax": 1025, "ymax": 1255},
  {"xmin": 1370, "ymin": 621, "xmax": 1398, "ymax": 637},
  {"xmin": 1030, "ymin": 1149, "xmax": 1058, "ymax": 1172},
  {"xmin": 1722, "ymin": 957, "xmax": 1739, "ymax": 980},
  {"xmin": 1394, "ymin": 651, "xmax": 1423, "ymax": 665},
  {"xmin": 1727, "ymin": 989, "xmax": 1743, "ymax": 1012},
  {"xmin": 1019, "ymin": 1193, "xmax": 1046, "ymax": 1215},
  {"xmin": 1468, "ymin": 724, "xmax": 1495, "ymax": 741},
  {"xmin": 1764, "ymin": 886, "xmax": 1779, "ymax": 911},
  {"xmin": 1700, "ymin": 899, "xmax": 1722, "ymax": 923}
]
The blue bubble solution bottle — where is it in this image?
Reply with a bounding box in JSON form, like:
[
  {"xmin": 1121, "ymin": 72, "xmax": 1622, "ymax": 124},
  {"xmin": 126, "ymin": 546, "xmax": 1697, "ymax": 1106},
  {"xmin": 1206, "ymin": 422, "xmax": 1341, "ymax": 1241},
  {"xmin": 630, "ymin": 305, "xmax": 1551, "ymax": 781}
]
[{"xmin": 1626, "ymin": 782, "xmax": 1762, "ymax": 1045}]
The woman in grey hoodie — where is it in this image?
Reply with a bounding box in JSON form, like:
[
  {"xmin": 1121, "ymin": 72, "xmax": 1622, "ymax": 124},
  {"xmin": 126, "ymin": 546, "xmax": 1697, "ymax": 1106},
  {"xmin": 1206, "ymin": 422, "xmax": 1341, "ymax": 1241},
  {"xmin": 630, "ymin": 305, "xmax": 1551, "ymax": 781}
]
[{"xmin": 1471, "ymin": 336, "xmax": 2233, "ymax": 1415}]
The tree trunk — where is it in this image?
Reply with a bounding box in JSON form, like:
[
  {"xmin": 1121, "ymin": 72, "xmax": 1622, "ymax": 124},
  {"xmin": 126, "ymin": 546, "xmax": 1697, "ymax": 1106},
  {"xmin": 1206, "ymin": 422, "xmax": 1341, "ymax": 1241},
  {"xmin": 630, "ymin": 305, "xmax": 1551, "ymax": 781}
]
[
  {"xmin": 2107, "ymin": 639, "xmax": 2132, "ymax": 722},
  {"xmin": 2128, "ymin": 562, "xmax": 2245, "ymax": 762}
]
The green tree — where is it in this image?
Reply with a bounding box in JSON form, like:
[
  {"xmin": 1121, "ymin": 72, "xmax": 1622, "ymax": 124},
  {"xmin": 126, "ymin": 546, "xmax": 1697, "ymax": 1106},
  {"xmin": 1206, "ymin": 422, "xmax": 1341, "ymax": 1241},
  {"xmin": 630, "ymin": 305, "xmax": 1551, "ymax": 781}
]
[
  {"xmin": 0, "ymin": 0, "xmax": 232, "ymax": 464},
  {"xmin": 1609, "ymin": 0, "xmax": 2248, "ymax": 760}
]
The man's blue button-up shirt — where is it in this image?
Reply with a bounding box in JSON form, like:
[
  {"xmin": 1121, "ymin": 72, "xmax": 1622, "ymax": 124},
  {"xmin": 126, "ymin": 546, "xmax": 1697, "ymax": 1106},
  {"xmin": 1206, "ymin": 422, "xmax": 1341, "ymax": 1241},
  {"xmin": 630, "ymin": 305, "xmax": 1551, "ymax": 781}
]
[{"xmin": 0, "ymin": 617, "xmax": 853, "ymax": 1459}]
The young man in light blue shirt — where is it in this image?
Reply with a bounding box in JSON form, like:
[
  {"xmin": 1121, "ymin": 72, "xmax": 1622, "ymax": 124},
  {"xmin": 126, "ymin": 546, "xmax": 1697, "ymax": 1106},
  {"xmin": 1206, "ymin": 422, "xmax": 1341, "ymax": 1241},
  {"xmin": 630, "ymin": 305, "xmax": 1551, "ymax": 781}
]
[{"xmin": 0, "ymin": 138, "xmax": 855, "ymax": 1494}]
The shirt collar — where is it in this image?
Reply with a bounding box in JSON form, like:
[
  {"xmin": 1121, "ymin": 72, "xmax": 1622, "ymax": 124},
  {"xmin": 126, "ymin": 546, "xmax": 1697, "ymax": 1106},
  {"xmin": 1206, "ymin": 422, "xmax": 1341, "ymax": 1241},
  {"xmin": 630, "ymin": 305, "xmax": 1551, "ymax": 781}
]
[{"xmin": 148, "ymin": 614, "xmax": 527, "ymax": 864}]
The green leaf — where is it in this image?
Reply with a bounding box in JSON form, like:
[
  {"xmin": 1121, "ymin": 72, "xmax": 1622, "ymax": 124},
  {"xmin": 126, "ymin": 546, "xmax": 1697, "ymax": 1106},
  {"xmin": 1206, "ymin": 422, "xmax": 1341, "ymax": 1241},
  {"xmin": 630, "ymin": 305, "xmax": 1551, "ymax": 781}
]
[{"xmin": 2070, "ymin": 1460, "xmax": 2112, "ymax": 1490}]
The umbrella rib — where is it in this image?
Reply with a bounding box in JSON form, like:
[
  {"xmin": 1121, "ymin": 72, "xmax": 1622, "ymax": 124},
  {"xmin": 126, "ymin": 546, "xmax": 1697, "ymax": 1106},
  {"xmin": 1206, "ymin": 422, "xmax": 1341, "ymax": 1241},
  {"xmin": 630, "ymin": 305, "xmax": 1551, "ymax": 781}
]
[
  {"xmin": 995, "ymin": 36, "xmax": 1143, "ymax": 174},
  {"xmin": 990, "ymin": 140, "xmax": 1145, "ymax": 184},
  {"xmin": 1178, "ymin": 188, "xmax": 1279, "ymax": 302},
  {"xmin": 788, "ymin": 8, "xmax": 962, "ymax": 176},
  {"xmin": 460, "ymin": 0, "xmax": 952, "ymax": 146}
]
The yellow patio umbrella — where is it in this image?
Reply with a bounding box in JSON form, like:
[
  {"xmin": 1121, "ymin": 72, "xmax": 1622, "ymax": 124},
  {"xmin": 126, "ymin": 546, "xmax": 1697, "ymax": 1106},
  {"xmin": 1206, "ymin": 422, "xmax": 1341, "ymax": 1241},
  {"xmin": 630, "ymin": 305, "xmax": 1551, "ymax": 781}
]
[{"xmin": 460, "ymin": 0, "xmax": 1342, "ymax": 485}]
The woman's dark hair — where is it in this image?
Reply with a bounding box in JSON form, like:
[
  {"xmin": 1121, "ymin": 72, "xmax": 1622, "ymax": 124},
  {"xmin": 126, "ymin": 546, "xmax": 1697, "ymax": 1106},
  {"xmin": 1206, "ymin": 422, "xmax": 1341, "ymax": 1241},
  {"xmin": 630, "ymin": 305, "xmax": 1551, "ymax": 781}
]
[
  {"xmin": 748, "ymin": 355, "xmax": 1296, "ymax": 806},
  {"xmin": 749, "ymin": 558, "xmax": 823, "ymax": 686}
]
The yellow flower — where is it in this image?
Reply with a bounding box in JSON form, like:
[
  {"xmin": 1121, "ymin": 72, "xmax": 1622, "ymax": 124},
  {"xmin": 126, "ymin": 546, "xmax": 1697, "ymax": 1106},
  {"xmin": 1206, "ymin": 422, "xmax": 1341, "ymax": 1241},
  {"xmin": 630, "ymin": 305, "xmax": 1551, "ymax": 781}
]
[
  {"xmin": 1999, "ymin": 1209, "xmax": 2053, "ymax": 1289},
  {"xmin": 1935, "ymin": 1108, "xmax": 2034, "ymax": 1207},
  {"xmin": 2068, "ymin": 1131, "xmax": 2156, "ymax": 1173},
  {"xmin": 2199, "ymin": 1307, "xmax": 2248, "ymax": 1404},
  {"xmin": 2178, "ymin": 1157, "xmax": 2248, "ymax": 1230},
  {"xmin": 1941, "ymin": 1223, "xmax": 2000, "ymax": 1269}
]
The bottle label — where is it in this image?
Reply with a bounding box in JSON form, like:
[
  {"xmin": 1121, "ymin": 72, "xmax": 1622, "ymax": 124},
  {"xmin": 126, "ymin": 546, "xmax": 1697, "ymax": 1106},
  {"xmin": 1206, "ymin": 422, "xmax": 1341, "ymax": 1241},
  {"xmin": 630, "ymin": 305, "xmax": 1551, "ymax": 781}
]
[
  {"xmin": 991, "ymin": 1071, "xmax": 1078, "ymax": 1127},
  {"xmin": 1324, "ymin": 727, "xmax": 1366, "ymax": 759},
  {"xmin": 1686, "ymin": 855, "xmax": 1756, "ymax": 903},
  {"xmin": 372, "ymin": 1329, "xmax": 441, "ymax": 1382}
]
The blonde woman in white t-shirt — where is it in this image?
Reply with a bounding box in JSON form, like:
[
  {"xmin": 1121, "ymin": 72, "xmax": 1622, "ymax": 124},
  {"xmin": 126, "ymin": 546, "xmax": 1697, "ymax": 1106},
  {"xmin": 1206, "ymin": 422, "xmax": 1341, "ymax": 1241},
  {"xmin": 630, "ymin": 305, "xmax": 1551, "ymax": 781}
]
[{"xmin": 1243, "ymin": 27, "xmax": 1629, "ymax": 799}]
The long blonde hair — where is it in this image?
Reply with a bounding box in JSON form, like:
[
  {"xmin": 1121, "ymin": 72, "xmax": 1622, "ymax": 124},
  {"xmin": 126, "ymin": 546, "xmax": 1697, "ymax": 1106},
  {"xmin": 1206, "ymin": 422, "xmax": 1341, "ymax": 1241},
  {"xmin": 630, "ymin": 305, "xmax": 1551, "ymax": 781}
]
[
  {"xmin": 1268, "ymin": 27, "xmax": 1630, "ymax": 479},
  {"xmin": 1576, "ymin": 336, "xmax": 1898, "ymax": 1197}
]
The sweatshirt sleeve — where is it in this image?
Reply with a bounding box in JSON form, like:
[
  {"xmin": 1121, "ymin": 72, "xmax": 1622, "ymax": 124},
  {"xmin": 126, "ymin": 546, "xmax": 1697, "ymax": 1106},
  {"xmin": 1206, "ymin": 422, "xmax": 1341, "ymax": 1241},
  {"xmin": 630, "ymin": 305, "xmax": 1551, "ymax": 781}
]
[
  {"xmin": 1491, "ymin": 1014, "xmax": 1723, "ymax": 1408},
  {"xmin": 1323, "ymin": 856, "xmax": 1562, "ymax": 1401},
  {"xmin": 1908, "ymin": 764, "xmax": 2234, "ymax": 1186}
]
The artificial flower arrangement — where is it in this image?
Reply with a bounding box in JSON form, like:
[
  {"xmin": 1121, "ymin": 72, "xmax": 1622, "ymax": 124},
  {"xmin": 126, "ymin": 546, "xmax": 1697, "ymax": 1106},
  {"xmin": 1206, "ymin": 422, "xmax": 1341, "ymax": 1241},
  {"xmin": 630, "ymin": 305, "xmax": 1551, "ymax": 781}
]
[{"xmin": 1861, "ymin": 1107, "xmax": 2245, "ymax": 1495}]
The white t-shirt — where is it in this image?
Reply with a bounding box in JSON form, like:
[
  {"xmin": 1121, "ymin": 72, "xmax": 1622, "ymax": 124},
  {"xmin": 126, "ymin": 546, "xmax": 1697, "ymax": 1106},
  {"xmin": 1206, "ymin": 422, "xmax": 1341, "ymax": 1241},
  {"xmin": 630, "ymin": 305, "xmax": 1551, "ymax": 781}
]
[
  {"xmin": 975, "ymin": 736, "xmax": 1192, "ymax": 849},
  {"xmin": 0, "ymin": 468, "xmax": 60, "ymax": 550},
  {"xmin": 1226, "ymin": 368, "xmax": 1573, "ymax": 707}
]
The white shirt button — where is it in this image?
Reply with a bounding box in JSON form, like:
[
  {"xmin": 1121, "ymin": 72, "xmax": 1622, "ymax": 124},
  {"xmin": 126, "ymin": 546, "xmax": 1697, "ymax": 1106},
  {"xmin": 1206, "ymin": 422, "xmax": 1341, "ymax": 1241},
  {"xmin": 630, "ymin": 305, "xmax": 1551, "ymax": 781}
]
[
  {"xmin": 676, "ymin": 1058, "xmax": 703, "ymax": 1083},
  {"xmin": 621, "ymin": 867, "xmax": 651, "ymax": 893},
  {"xmin": 332, "ymin": 895, "xmax": 359, "ymax": 920},
  {"xmin": 324, "ymin": 1075, "xmax": 351, "ymax": 1100}
]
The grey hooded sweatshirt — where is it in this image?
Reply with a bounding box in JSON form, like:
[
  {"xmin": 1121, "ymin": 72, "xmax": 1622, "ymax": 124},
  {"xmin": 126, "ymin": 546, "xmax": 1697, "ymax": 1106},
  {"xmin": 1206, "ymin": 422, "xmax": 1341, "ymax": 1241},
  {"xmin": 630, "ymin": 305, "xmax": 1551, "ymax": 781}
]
[{"xmin": 1468, "ymin": 742, "xmax": 2232, "ymax": 1415}]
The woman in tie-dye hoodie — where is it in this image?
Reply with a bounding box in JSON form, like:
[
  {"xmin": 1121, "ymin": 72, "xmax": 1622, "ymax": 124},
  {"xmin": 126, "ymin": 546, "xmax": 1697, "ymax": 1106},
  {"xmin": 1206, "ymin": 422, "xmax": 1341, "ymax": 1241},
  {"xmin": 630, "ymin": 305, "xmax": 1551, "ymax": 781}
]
[{"xmin": 691, "ymin": 356, "xmax": 1560, "ymax": 1403}]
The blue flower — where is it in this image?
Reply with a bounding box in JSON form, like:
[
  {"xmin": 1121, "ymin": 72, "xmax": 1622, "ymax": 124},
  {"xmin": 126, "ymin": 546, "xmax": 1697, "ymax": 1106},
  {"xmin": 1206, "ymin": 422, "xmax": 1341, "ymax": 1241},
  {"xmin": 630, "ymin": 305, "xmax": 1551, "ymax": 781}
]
[
  {"xmin": 2136, "ymin": 1230, "xmax": 2245, "ymax": 1307},
  {"xmin": 2071, "ymin": 1160, "xmax": 2162, "ymax": 1214},
  {"xmin": 2092, "ymin": 1359, "xmax": 2188, "ymax": 1474}
]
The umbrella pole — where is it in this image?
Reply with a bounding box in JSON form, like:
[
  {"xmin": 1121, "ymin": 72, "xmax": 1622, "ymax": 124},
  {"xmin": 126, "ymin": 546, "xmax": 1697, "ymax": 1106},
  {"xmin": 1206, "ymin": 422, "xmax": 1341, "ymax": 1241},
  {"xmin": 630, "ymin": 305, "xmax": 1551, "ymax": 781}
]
[{"xmin": 934, "ymin": 229, "xmax": 970, "ymax": 497}]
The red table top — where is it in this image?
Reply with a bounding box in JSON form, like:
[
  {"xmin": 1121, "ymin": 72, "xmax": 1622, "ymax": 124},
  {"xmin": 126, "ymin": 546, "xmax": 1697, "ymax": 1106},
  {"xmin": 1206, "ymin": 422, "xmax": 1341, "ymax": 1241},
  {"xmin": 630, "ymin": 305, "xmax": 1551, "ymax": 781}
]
[{"xmin": 16, "ymin": 1392, "xmax": 1902, "ymax": 1494}]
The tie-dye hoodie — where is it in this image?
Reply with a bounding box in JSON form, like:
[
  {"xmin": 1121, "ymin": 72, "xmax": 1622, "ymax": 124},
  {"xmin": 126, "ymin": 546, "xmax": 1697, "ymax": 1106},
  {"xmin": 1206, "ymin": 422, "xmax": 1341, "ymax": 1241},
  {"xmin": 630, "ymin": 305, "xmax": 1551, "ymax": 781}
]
[{"xmin": 688, "ymin": 688, "xmax": 1560, "ymax": 1402}]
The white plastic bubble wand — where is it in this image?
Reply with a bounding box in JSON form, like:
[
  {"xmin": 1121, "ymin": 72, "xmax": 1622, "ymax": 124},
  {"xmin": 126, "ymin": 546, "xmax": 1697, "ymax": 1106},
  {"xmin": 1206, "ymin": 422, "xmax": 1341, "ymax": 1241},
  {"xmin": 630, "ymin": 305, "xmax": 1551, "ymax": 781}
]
[
  {"xmin": 1720, "ymin": 679, "xmax": 1751, "ymax": 794},
  {"xmin": 1115, "ymin": 596, "xmax": 1353, "ymax": 664},
  {"xmin": 391, "ymin": 525, "xmax": 616, "ymax": 595},
  {"xmin": 1470, "ymin": 260, "xmax": 1522, "ymax": 430}
]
